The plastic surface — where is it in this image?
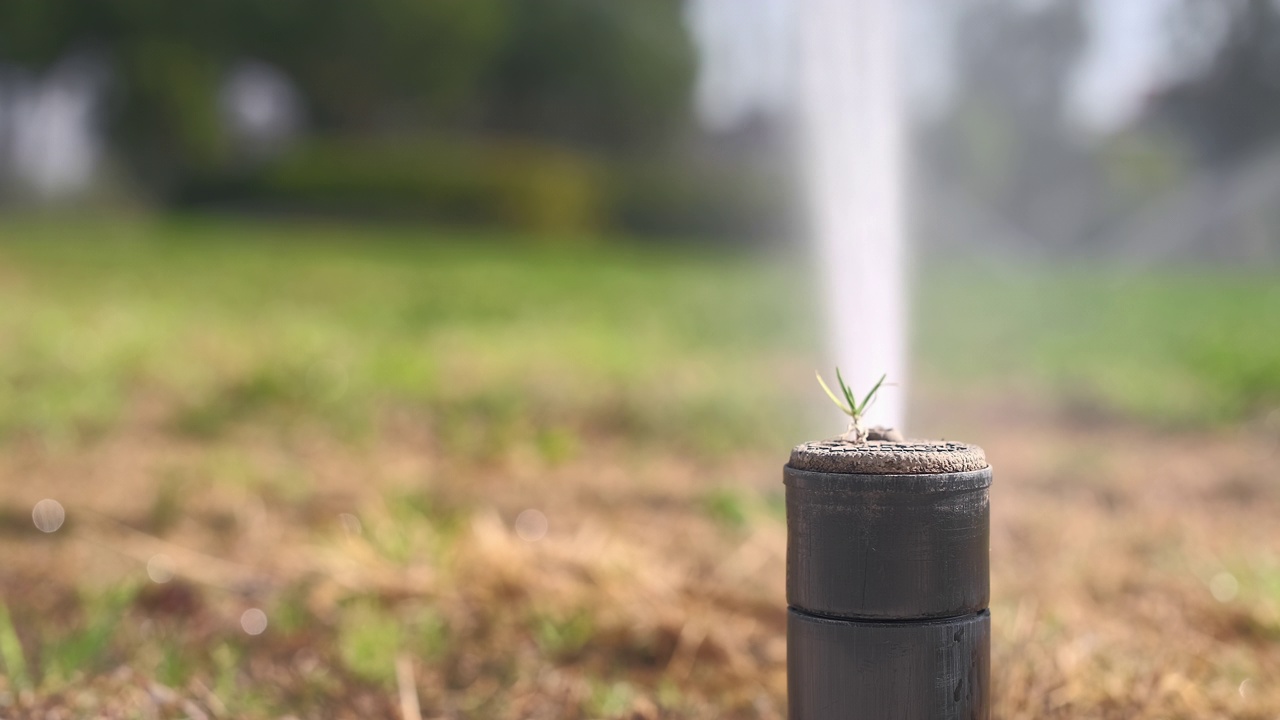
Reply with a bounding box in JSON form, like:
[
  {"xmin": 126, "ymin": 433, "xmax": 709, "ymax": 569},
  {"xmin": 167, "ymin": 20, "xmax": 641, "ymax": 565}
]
[
  {"xmin": 785, "ymin": 465, "xmax": 991, "ymax": 619},
  {"xmin": 788, "ymin": 609, "xmax": 991, "ymax": 720}
]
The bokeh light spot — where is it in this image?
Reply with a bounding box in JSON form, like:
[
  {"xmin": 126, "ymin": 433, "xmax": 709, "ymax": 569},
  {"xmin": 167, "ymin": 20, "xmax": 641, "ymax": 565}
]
[
  {"xmin": 32, "ymin": 499, "xmax": 66, "ymax": 533},
  {"xmin": 1209, "ymin": 572, "xmax": 1239, "ymax": 602},
  {"xmin": 339, "ymin": 512, "xmax": 363, "ymax": 536},
  {"xmin": 147, "ymin": 554, "xmax": 175, "ymax": 583},
  {"xmin": 514, "ymin": 508, "xmax": 548, "ymax": 542},
  {"xmin": 241, "ymin": 608, "xmax": 268, "ymax": 635}
]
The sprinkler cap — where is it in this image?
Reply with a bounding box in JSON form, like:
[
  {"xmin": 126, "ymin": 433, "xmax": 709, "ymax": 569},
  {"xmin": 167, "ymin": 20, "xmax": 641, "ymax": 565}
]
[{"xmin": 789, "ymin": 439, "xmax": 987, "ymax": 475}]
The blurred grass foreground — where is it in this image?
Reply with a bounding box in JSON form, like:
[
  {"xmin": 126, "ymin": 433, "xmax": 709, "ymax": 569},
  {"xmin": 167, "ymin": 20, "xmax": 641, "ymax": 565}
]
[
  {"xmin": 4, "ymin": 0, "xmax": 1280, "ymax": 716},
  {"xmin": 0, "ymin": 216, "xmax": 1279, "ymax": 717}
]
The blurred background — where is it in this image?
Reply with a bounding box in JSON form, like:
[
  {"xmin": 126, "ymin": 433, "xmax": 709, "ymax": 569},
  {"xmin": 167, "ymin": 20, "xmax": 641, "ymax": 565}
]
[{"xmin": 0, "ymin": 1, "xmax": 1277, "ymax": 718}]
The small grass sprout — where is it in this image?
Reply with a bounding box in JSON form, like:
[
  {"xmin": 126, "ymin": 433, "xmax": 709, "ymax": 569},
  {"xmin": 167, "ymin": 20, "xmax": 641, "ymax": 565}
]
[{"xmin": 815, "ymin": 369, "xmax": 889, "ymax": 443}]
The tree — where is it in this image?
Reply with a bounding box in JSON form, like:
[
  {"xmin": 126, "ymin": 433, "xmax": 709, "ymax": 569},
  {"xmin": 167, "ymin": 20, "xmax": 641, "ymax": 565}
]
[
  {"xmin": 0, "ymin": 0, "xmax": 696, "ymax": 200},
  {"xmin": 917, "ymin": 0, "xmax": 1100, "ymax": 251},
  {"xmin": 483, "ymin": 0, "xmax": 695, "ymax": 150},
  {"xmin": 1145, "ymin": 0, "xmax": 1280, "ymax": 170}
]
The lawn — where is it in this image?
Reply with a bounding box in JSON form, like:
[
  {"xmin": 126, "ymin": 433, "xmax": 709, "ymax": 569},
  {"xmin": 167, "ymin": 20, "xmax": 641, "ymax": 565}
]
[{"xmin": 0, "ymin": 215, "xmax": 1277, "ymax": 718}]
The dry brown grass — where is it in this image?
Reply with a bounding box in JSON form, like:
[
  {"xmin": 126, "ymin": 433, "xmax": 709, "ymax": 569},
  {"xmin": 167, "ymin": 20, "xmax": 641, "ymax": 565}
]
[{"xmin": 1, "ymin": 393, "xmax": 1278, "ymax": 718}]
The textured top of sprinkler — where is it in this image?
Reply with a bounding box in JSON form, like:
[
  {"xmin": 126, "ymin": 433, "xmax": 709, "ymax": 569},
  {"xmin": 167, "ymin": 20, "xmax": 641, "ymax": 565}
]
[{"xmin": 788, "ymin": 439, "xmax": 988, "ymax": 475}]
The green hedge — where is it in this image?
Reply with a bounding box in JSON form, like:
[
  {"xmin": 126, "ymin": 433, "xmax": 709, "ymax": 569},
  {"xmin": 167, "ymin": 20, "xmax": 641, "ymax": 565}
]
[
  {"xmin": 608, "ymin": 154, "xmax": 791, "ymax": 241},
  {"xmin": 240, "ymin": 134, "xmax": 788, "ymax": 241},
  {"xmin": 256, "ymin": 136, "xmax": 604, "ymax": 237}
]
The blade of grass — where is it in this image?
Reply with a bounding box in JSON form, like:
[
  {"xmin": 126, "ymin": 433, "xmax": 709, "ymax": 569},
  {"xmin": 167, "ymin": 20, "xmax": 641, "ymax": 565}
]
[
  {"xmin": 856, "ymin": 374, "xmax": 887, "ymax": 415},
  {"xmin": 835, "ymin": 368, "xmax": 859, "ymax": 417},
  {"xmin": 815, "ymin": 371, "xmax": 852, "ymax": 415},
  {"xmin": 0, "ymin": 599, "xmax": 31, "ymax": 690},
  {"xmin": 396, "ymin": 653, "xmax": 423, "ymax": 720}
]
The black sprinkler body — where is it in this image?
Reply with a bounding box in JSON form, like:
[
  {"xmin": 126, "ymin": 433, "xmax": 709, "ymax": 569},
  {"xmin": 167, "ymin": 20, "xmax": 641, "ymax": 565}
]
[{"xmin": 785, "ymin": 440, "xmax": 992, "ymax": 719}]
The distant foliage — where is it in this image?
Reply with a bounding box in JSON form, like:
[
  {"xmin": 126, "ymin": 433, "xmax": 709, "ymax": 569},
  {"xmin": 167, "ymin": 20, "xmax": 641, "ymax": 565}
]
[
  {"xmin": 0, "ymin": 0, "xmax": 775, "ymax": 239},
  {"xmin": 1143, "ymin": 0, "xmax": 1280, "ymax": 170},
  {"xmin": 916, "ymin": 0, "xmax": 1280, "ymax": 259},
  {"xmin": 254, "ymin": 135, "xmax": 606, "ymax": 237}
]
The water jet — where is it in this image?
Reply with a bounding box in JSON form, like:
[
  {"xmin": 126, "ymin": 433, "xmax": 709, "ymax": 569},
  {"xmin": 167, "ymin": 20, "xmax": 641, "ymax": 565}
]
[{"xmin": 792, "ymin": 1, "xmax": 990, "ymax": 713}]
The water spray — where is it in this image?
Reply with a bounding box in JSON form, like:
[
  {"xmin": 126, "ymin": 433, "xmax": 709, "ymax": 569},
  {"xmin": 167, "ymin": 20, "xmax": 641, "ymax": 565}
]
[
  {"xmin": 790, "ymin": 1, "xmax": 992, "ymax": 717},
  {"xmin": 798, "ymin": 0, "xmax": 907, "ymax": 431}
]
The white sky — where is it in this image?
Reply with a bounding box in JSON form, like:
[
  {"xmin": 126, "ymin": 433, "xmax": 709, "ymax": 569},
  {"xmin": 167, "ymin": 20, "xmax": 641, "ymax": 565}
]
[{"xmin": 1071, "ymin": 0, "xmax": 1176, "ymax": 131}]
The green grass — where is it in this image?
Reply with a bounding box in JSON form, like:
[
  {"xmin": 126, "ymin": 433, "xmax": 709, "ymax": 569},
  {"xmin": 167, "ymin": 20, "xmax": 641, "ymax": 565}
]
[
  {"xmin": 0, "ymin": 597, "xmax": 32, "ymax": 690},
  {"xmin": 0, "ymin": 215, "xmax": 817, "ymax": 452},
  {"xmin": 0, "ymin": 214, "xmax": 1277, "ymax": 448},
  {"xmin": 336, "ymin": 599, "xmax": 403, "ymax": 684},
  {"xmin": 916, "ymin": 264, "xmax": 1280, "ymax": 425}
]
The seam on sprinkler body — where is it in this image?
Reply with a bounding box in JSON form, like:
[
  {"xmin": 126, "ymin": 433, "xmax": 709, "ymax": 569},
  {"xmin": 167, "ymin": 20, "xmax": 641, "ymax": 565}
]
[
  {"xmin": 783, "ymin": 467, "xmax": 992, "ymax": 493},
  {"xmin": 787, "ymin": 607, "xmax": 992, "ymax": 626}
]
